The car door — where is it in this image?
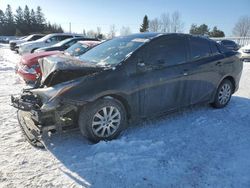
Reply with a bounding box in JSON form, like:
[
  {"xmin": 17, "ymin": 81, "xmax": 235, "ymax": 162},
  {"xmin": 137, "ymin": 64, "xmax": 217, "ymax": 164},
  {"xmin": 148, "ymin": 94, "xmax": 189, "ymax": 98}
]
[
  {"xmin": 136, "ymin": 35, "xmax": 189, "ymax": 117},
  {"xmin": 179, "ymin": 36, "xmax": 224, "ymax": 107}
]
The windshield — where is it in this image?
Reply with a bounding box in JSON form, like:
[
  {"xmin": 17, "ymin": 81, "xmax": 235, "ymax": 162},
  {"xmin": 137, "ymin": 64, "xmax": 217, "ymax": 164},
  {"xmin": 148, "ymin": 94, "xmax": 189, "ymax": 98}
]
[
  {"xmin": 78, "ymin": 36, "xmax": 149, "ymax": 66},
  {"xmin": 24, "ymin": 35, "xmax": 34, "ymax": 41},
  {"xmin": 65, "ymin": 42, "xmax": 90, "ymax": 56},
  {"xmin": 36, "ymin": 34, "xmax": 54, "ymax": 42},
  {"xmin": 53, "ymin": 38, "xmax": 73, "ymax": 47}
]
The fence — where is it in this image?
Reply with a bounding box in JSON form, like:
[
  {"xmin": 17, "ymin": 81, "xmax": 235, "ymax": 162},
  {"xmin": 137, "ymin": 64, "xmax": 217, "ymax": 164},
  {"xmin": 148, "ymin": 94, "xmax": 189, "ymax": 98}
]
[{"xmin": 211, "ymin": 37, "xmax": 250, "ymax": 47}]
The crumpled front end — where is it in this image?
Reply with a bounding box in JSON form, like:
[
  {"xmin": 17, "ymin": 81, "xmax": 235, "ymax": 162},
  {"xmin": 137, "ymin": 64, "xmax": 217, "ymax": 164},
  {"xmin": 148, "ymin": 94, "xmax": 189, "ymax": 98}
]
[{"xmin": 11, "ymin": 80, "xmax": 81, "ymax": 147}]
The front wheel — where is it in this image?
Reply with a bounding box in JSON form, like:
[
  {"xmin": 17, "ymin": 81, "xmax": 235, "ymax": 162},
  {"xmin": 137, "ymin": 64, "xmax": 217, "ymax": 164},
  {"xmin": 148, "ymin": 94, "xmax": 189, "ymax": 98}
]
[
  {"xmin": 78, "ymin": 98, "xmax": 127, "ymax": 143},
  {"xmin": 211, "ymin": 79, "xmax": 233, "ymax": 108}
]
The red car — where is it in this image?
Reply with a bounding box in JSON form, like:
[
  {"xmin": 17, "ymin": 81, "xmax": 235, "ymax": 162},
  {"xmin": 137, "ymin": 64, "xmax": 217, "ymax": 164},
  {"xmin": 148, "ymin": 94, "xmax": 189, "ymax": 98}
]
[{"xmin": 16, "ymin": 40, "xmax": 101, "ymax": 83}]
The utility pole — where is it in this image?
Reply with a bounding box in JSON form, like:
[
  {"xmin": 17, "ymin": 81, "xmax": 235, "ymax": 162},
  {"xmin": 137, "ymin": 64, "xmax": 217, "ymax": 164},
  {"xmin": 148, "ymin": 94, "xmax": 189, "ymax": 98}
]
[{"xmin": 69, "ymin": 22, "xmax": 71, "ymax": 33}]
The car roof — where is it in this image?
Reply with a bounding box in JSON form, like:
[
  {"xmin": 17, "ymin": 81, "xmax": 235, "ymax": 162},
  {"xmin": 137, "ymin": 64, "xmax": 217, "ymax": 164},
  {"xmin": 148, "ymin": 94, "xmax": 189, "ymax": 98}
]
[
  {"xmin": 118, "ymin": 32, "xmax": 208, "ymax": 41},
  {"xmin": 78, "ymin": 40, "xmax": 101, "ymax": 46}
]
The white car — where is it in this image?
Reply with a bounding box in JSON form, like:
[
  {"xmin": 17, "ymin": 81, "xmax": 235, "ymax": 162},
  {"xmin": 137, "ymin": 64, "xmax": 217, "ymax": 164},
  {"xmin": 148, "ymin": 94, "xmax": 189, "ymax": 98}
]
[
  {"xmin": 239, "ymin": 44, "xmax": 250, "ymax": 62},
  {"xmin": 18, "ymin": 33, "xmax": 83, "ymax": 55},
  {"xmin": 9, "ymin": 34, "xmax": 44, "ymax": 51}
]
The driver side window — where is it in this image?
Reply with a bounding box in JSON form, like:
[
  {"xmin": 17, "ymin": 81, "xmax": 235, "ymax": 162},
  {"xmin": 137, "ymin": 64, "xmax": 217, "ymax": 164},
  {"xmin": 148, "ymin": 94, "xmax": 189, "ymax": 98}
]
[{"xmin": 144, "ymin": 36, "xmax": 188, "ymax": 66}]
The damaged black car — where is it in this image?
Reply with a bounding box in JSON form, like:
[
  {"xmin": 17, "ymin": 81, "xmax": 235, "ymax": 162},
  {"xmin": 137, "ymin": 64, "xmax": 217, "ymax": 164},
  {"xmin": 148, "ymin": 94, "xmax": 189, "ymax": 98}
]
[{"xmin": 11, "ymin": 33, "xmax": 243, "ymax": 147}]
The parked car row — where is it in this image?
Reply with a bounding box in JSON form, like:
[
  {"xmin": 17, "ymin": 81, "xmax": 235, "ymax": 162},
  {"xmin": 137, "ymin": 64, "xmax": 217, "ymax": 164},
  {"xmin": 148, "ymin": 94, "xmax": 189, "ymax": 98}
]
[
  {"xmin": 239, "ymin": 44, "xmax": 250, "ymax": 61},
  {"xmin": 214, "ymin": 39, "xmax": 250, "ymax": 61},
  {"xmin": 11, "ymin": 33, "xmax": 243, "ymax": 147},
  {"xmin": 9, "ymin": 34, "xmax": 45, "ymax": 51},
  {"xmin": 16, "ymin": 40, "xmax": 101, "ymax": 83}
]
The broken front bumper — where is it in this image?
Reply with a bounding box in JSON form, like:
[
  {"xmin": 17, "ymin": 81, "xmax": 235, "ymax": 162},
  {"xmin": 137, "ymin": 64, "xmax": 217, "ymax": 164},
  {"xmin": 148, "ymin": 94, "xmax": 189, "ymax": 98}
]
[
  {"xmin": 11, "ymin": 94, "xmax": 61, "ymax": 148},
  {"xmin": 17, "ymin": 110, "xmax": 45, "ymax": 147}
]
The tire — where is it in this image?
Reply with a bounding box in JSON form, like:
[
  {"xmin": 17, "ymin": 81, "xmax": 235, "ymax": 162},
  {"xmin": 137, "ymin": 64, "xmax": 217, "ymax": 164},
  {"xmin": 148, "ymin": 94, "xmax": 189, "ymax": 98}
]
[
  {"xmin": 211, "ymin": 79, "xmax": 233, "ymax": 108},
  {"xmin": 78, "ymin": 98, "xmax": 127, "ymax": 143}
]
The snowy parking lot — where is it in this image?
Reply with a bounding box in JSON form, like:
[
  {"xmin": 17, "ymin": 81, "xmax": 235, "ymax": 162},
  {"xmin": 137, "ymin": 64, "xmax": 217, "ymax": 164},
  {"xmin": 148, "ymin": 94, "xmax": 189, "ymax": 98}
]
[{"xmin": 0, "ymin": 43, "xmax": 250, "ymax": 187}]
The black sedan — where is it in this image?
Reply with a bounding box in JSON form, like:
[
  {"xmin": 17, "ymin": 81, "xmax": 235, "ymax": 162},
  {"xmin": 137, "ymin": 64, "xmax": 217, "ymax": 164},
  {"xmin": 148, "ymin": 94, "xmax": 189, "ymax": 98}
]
[
  {"xmin": 34, "ymin": 37, "xmax": 99, "ymax": 52},
  {"xmin": 218, "ymin": 39, "xmax": 240, "ymax": 51},
  {"xmin": 11, "ymin": 33, "xmax": 243, "ymax": 147}
]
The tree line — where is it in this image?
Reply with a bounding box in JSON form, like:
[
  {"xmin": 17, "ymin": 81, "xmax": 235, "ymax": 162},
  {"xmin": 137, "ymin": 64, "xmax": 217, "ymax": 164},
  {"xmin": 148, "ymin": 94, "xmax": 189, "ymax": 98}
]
[
  {"xmin": 140, "ymin": 12, "xmax": 184, "ymax": 33},
  {"xmin": 0, "ymin": 4, "xmax": 63, "ymax": 36},
  {"xmin": 139, "ymin": 13, "xmax": 225, "ymax": 37},
  {"xmin": 139, "ymin": 13, "xmax": 250, "ymax": 38}
]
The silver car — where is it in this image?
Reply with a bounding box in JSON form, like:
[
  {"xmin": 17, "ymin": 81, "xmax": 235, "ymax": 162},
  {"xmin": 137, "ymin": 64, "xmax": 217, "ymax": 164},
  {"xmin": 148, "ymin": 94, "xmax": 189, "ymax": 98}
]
[{"xmin": 18, "ymin": 33, "xmax": 84, "ymax": 55}]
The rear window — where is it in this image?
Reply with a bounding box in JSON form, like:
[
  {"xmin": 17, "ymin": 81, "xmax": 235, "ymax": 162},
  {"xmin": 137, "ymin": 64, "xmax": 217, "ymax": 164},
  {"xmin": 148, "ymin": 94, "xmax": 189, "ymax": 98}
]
[
  {"xmin": 190, "ymin": 37, "xmax": 211, "ymax": 60},
  {"xmin": 221, "ymin": 40, "xmax": 235, "ymax": 45}
]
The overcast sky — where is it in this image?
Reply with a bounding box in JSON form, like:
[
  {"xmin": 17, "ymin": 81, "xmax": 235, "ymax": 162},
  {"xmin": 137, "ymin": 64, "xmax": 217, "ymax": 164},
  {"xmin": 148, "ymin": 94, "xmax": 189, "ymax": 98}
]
[{"xmin": 0, "ymin": 0, "xmax": 250, "ymax": 36}]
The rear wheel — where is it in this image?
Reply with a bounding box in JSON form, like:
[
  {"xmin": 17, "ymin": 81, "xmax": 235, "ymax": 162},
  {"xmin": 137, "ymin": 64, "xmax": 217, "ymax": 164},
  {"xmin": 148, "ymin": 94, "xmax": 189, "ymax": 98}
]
[
  {"xmin": 211, "ymin": 79, "xmax": 233, "ymax": 108},
  {"xmin": 78, "ymin": 98, "xmax": 127, "ymax": 143}
]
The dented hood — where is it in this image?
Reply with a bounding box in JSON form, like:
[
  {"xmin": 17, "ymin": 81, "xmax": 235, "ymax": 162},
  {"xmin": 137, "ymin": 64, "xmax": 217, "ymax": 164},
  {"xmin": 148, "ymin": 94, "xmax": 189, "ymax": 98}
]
[{"xmin": 39, "ymin": 54, "xmax": 103, "ymax": 86}]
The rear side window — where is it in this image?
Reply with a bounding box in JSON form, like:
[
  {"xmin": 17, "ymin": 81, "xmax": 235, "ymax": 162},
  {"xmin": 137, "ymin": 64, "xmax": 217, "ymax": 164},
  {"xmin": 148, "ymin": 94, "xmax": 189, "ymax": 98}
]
[
  {"xmin": 210, "ymin": 41, "xmax": 220, "ymax": 55},
  {"xmin": 221, "ymin": 40, "xmax": 235, "ymax": 45},
  {"xmin": 32, "ymin": 35, "xmax": 43, "ymax": 40},
  {"xmin": 190, "ymin": 37, "xmax": 211, "ymax": 60},
  {"xmin": 145, "ymin": 35, "xmax": 188, "ymax": 66},
  {"xmin": 57, "ymin": 35, "xmax": 73, "ymax": 41}
]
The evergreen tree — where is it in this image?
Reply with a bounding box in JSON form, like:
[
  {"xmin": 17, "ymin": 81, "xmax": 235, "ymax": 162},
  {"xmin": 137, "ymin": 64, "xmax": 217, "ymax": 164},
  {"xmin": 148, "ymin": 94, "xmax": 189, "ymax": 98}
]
[
  {"xmin": 140, "ymin": 15, "xmax": 149, "ymax": 32},
  {"xmin": 189, "ymin": 24, "xmax": 209, "ymax": 36},
  {"xmin": 0, "ymin": 9, "xmax": 6, "ymax": 35},
  {"xmin": 15, "ymin": 6, "xmax": 24, "ymax": 35},
  {"xmin": 5, "ymin": 4, "xmax": 15, "ymax": 35},
  {"xmin": 0, "ymin": 4, "xmax": 63, "ymax": 35},
  {"xmin": 209, "ymin": 26, "xmax": 225, "ymax": 37},
  {"xmin": 23, "ymin": 5, "xmax": 31, "ymax": 34},
  {"xmin": 36, "ymin": 6, "xmax": 45, "ymax": 31},
  {"xmin": 30, "ymin": 9, "xmax": 37, "ymax": 32}
]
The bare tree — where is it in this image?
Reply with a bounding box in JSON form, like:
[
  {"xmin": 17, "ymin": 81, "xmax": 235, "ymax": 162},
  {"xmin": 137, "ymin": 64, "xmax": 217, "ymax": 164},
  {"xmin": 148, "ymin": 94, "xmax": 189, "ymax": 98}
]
[
  {"xmin": 120, "ymin": 26, "xmax": 131, "ymax": 36},
  {"xmin": 171, "ymin": 11, "xmax": 184, "ymax": 33},
  {"xmin": 160, "ymin": 13, "xmax": 171, "ymax": 33},
  {"xmin": 96, "ymin": 26, "xmax": 101, "ymax": 36},
  {"xmin": 149, "ymin": 18, "xmax": 161, "ymax": 32},
  {"xmin": 86, "ymin": 30, "xmax": 96, "ymax": 38},
  {"xmin": 233, "ymin": 16, "xmax": 250, "ymax": 37},
  {"xmin": 108, "ymin": 24, "xmax": 117, "ymax": 39}
]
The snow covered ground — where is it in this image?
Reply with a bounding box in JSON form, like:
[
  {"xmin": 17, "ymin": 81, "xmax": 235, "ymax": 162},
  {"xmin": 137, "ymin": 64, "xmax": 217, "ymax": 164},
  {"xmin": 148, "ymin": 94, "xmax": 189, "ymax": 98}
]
[{"xmin": 0, "ymin": 43, "xmax": 250, "ymax": 188}]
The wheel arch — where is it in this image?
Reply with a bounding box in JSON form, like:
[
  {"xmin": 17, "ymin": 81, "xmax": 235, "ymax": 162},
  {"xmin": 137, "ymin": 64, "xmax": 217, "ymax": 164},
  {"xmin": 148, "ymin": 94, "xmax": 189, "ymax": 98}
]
[
  {"xmin": 221, "ymin": 75, "xmax": 236, "ymax": 93},
  {"xmin": 31, "ymin": 48, "xmax": 38, "ymax": 53},
  {"xmin": 100, "ymin": 94, "xmax": 132, "ymax": 120}
]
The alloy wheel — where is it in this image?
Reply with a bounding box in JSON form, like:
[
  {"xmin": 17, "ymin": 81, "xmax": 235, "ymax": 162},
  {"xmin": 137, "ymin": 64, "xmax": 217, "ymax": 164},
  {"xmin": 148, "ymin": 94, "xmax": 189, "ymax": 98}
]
[
  {"xmin": 218, "ymin": 83, "xmax": 231, "ymax": 105},
  {"xmin": 91, "ymin": 106, "xmax": 121, "ymax": 138}
]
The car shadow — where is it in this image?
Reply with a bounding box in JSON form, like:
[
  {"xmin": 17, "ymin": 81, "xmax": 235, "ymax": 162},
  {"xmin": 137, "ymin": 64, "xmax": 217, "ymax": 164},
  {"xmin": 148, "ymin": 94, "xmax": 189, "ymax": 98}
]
[{"xmin": 43, "ymin": 96, "xmax": 250, "ymax": 187}]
